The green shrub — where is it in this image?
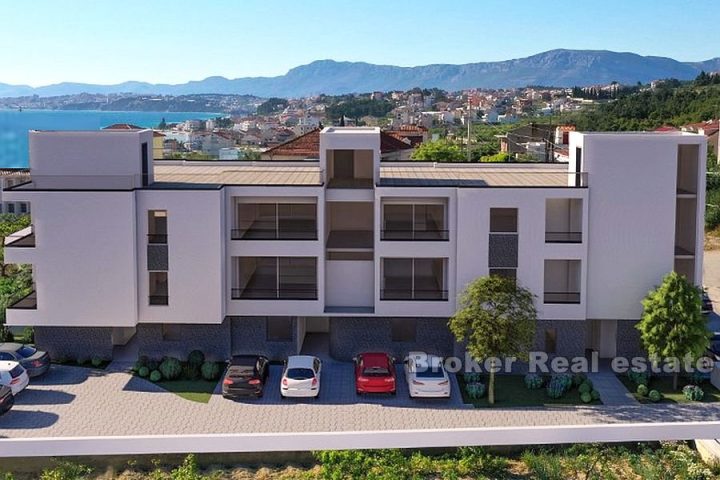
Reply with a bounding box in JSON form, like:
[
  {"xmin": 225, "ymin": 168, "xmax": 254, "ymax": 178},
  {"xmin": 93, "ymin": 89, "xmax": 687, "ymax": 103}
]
[
  {"xmin": 138, "ymin": 366, "xmax": 150, "ymax": 378},
  {"xmin": 187, "ymin": 350, "xmax": 205, "ymax": 367},
  {"xmin": 649, "ymin": 390, "xmax": 663, "ymax": 403},
  {"xmin": 137, "ymin": 355, "xmax": 149, "ymax": 367},
  {"xmin": 22, "ymin": 326, "xmax": 35, "ymax": 343},
  {"xmin": 150, "ymin": 370, "xmax": 162, "ymax": 382},
  {"xmin": 572, "ymin": 373, "xmax": 587, "ymax": 387},
  {"xmin": 683, "ymin": 385, "xmax": 704, "ymax": 401},
  {"xmin": 75, "ymin": 356, "xmax": 88, "ymax": 366},
  {"xmin": 465, "ymin": 382, "xmax": 486, "ymax": 399},
  {"xmin": 91, "ymin": 357, "xmax": 103, "ymax": 368},
  {"xmin": 183, "ymin": 363, "xmax": 200, "ymax": 380},
  {"xmin": 590, "ymin": 389, "xmax": 601, "ymax": 401},
  {"xmin": 546, "ymin": 377, "xmax": 566, "ymax": 399},
  {"xmin": 637, "ymin": 384, "xmax": 649, "ymax": 396},
  {"xmin": 580, "ymin": 392, "xmax": 592, "ymax": 403},
  {"xmin": 200, "ymin": 361, "xmax": 221, "ymax": 381},
  {"xmin": 131, "ymin": 361, "xmax": 143, "ymax": 373},
  {"xmin": 628, "ymin": 370, "xmax": 650, "ymax": 386},
  {"xmin": 159, "ymin": 357, "xmax": 182, "ymax": 380},
  {"xmin": 524, "ymin": 373, "xmax": 544, "ymax": 390},
  {"xmin": 685, "ymin": 370, "xmax": 707, "ymax": 385},
  {"xmin": 552, "ymin": 373, "xmax": 573, "ymax": 392},
  {"xmin": 169, "ymin": 454, "xmax": 207, "ymax": 480},
  {"xmin": 521, "ymin": 450, "xmax": 564, "ymax": 480},
  {"xmin": 578, "ymin": 382, "xmax": 592, "ymax": 395},
  {"xmin": 463, "ymin": 371, "xmax": 482, "ymax": 384},
  {"xmin": 40, "ymin": 461, "xmax": 92, "ymax": 480},
  {"xmin": 146, "ymin": 359, "xmax": 159, "ymax": 371}
]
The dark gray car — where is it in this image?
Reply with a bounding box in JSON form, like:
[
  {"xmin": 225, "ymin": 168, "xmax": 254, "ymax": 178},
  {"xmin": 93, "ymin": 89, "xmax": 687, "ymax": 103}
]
[
  {"xmin": 0, "ymin": 386, "xmax": 13, "ymax": 416},
  {"xmin": 0, "ymin": 343, "xmax": 50, "ymax": 377}
]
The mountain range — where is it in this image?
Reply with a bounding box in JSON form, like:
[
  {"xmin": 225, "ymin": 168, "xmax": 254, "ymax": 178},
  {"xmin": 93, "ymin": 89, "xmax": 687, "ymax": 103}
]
[{"xmin": 2, "ymin": 49, "xmax": 719, "ymax": 99}]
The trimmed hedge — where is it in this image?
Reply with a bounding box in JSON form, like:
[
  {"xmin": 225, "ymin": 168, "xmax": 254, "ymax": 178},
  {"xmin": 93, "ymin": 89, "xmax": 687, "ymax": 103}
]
[
  {"xmin": 201, "ymin": 361, "xmax": 221, "ymax": 381},
  {"xmin": 150, "ymin": 370, "xmax": 162, "ymax": 382},
  {"xmin": 159, "ymin": 357, "xmax": 182, "ymax": 380}
]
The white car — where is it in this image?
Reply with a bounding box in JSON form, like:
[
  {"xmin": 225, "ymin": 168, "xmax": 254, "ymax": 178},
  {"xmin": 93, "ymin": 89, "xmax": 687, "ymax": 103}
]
[
  {"xmin": 280, "ymin": 355, "xmax": 322, "ymax": 398},
  {"xmin": 0, "ymin": 361, "xmax": 29, "ymax": 395},
  {"xmin": 404, "ymin": 352, "xmax": 450, "ymax": 398}
]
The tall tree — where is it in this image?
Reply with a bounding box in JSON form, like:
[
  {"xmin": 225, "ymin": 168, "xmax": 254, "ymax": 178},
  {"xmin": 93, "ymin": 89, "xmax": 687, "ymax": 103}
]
[
  {"xmin": 637, "ymin": 271, "xmax": 709, "ymax": 390},
  {"xmin": 449, "ymin": 275, "xmax": 537, "ymax": 404},
  {"xmin": 411, "ymin": 140, "xmax": 465, "ymax": 162}
]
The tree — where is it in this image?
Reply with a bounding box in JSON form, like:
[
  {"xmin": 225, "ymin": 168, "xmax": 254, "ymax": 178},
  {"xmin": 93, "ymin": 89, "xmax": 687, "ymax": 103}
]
[
  {"xmin": 157, "ymin": 117, "xmax": 167, "ymax": 130},
  {"xmin": 637, "ymin": 271, "xmax": 710, "ymax": 390},
  {"xmin": 449, "ymin": 275, "xmax": 537, "ymax": 404},
  {"xmin": 411, "ymin": 140, "xmax": 465, "ymax": 162}
]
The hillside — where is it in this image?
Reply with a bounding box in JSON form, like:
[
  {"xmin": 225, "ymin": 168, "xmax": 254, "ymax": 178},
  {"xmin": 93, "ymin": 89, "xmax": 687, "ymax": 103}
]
[{"xmin": 1, "ymin": 49, "xmax": 718, "ymax": 98}]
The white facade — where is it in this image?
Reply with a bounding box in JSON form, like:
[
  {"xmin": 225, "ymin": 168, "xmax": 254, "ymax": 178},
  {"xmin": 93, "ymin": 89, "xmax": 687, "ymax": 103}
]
[{"xmin": 3, "ymin": 128, "xmax": 707, "ymax": 360}]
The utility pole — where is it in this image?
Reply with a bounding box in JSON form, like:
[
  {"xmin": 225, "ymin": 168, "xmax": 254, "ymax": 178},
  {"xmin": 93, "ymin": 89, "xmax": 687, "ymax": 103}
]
[{"xmin": 467, "ymin": 93, "xmax": 472, "ymax": 162}]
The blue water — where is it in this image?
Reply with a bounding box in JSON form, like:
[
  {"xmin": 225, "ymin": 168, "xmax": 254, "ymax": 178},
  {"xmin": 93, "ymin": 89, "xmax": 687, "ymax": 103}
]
[{"xmin": 0, "ymin": 109, "xmax": 219, "ymax": 168}]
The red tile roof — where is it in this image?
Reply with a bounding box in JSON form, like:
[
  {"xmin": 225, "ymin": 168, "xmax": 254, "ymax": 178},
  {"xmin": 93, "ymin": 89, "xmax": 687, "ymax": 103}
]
[
  {"xmin": 265, "ymin": 128, "xmax": 413, "ymax": 158},
  {"xmin": 654, "ymin": 125, "xmax": 680, "ymax": 132}
]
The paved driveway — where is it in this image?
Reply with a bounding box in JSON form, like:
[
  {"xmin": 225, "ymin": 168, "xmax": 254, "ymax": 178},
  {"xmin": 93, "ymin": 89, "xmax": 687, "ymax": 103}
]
[{"xmin": 2, "ymin": 363, "xmax": 720, "ymax": 439}]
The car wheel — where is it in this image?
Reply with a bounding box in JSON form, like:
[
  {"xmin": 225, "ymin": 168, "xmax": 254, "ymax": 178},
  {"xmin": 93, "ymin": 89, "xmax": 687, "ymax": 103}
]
[
  {"xmin": 391, "ymin": 390, "xmax": 396, "ymax": 396},
  {"xmin": 356, "ymin": 390, "xmax": 362, "ymax": 396}
]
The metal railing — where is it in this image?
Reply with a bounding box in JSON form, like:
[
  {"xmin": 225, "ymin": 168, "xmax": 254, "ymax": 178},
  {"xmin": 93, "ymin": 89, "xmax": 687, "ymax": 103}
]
[
  {"xmin": 380, "ymin": 230, "xmax": 449, "ymax": 241},
  {"xmin": 544, "ymin": 292, "xmax": 581, "ymax": 304},
  {"xmin": 231, "ymin": 287, "xmax": 318, "ymax": 300},
  {"xmin": 147, "ymin": 234, "xmax": 168, "ymax": 244},
  {"xmin": 149, "ymin": 295, "xmax": 169, "ymax": 306},
  {"xmin": 545, "ymin": 232, "xmax": 582, "ymax": 243},
  {"xmin": 380, "ymin": 289, "xmax": 449, "ymax": 301},
  {"xmin": 231, "ymin": 229, "xmax": 318, "ymax": 241},
  {"xmin": 7, "ymin": 291, "xmax": 37, "ymax": 310}
]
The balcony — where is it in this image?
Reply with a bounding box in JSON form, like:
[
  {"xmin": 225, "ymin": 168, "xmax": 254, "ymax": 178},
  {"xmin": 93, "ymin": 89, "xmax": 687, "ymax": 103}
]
[
  {"xmin": 545, "ymin": 198, "xmax": 583, "ymax": 244},
  {"xmin": 234, "ymin": 203, "xmax": 317, "ymax": 240},
  {"xmin": 543, "ymin": 259, "xmax": 581, "ymax": 305},
  {"xmin": 233, "ymin": 256, "xmax": 318, "ymax": 301},
  {"xmin": 7, "ymin": 291, "xmax": 37, "ymax": 310},
  {"xmin": 543, "ymin": 291, "xmax": 581, "ymax": 304},
  {"xmin": 380, "ymin": 289, "xmax": 448, "ymax": 301},
  {"xmin": 381, "ymin": 258, "xmax": 448, "ymax": 302},
  {"xmin": 4, "ymin": 226, "xmax": 35, "ymax": 248},
  {"xmin": 327, "ymin": 149, "xmax": 373, "ymax": 189},
  {"xmin": 382, "ymin": 202, "xmax": 448, "ymax": 242}
]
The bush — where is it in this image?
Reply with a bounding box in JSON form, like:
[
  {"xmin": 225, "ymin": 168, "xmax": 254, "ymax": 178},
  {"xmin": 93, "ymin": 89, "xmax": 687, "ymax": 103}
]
[
  {"xmin": 150, "ymin": 370, "xmax": 162, "ymax": 382},
  {"xmin": 524, "ymin": 373, "xmax": 544, "ymax": 390},
  {"xmin": 137, "ymin": 355, "xmax": 149, "ymax": 367},
  {"xmin": 90, "ymin": 357, "xmax": 103, "ymax": 368},
  {"xmin": 200, "ymin": 361, "xmax": 221, "ymax": 381},
  {"xmin": 183, "ymin": 363, "xmax": 200, "ymax": 380},
  {"xmin": 40, "ymin": 461, "xmax": 92, "ymax": 480},
  {"xmin": 572, "ymin": 373, "xmax": 587, "ymax": 387},
  {"xmin": 465, "ymin": 382, "xmax": 486, "ymax": 399},
  {"xmin": 546, "ymin": 377, "xmax": 567, "ymax": 399},
  {"xmin": 146, "ymin": 359, "xmax": 159, "ymax": 371},
  {"xmin": 22, "ymin": 326, "xmax": 35, "ymax": 343},
  {"xmin": 75, "ymin": 356, "xmax": 88, "ymax": 366},
  {"xmin": 463, "ymin": 372, "xmax": 482, "ymax": 384},
  {"xmin": 187, "ymin": 350, "xmax": 205, "ymax": 367},
  {"xmin": 628, "ymin": 369, "xmax": 650, "ymax": 386},
  {"xmin": 590, "ymin": 389, "xmax": 601, "ymax": 401},
  {"xmin": 578, "ymin": 382, "xmax": 592, "ymax": 395},
  {"xmin": 131, "ymin": 361, "xmax": 143, "ymax": 373},
  {"xmin": 580, "ymin": 392, "xmax": 592, "ymax": 403},
  {"xmin": 138, "ymin": 366, "xmax": 150, "ymax": 378},
  {"xmin": 685, "ymin": 370, "xmax": 707, "ymax": 385},
  {"xmin": 683, "ymin": 384, "xmax": 704, "ymax": 401},
  {"xmin": 159, "ymin": 357, "xmax": 182, "ymax": 380},
  {"xmin": 637, "ymin": 384, "xmax": 649, "ymax": 396},
  {"xmin": 649, "ymin": 389, "xmax": 663, "ymax": 403},
  {"xmin": 550, "ymin": 374, "xmax": 573, "ymax": 392}
]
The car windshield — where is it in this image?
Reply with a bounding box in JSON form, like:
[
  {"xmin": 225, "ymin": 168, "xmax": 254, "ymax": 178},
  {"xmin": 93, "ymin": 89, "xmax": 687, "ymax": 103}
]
[
  {"xmin": 18, "ymin": 346, "xmax": 36, "ymax": 357},
  {"xmin": 286, "ymin": 367, "xmax": 315, "ymax": 380},
  {"xmin": 362, "ymin": 366, "xmax": 390, "ymax": 377},
  {"xmin": 416, "ymin": 366, "xmax": 445, "ymax": 378},
  {"xmin": 9, "ymin": 365, "xmax": 24, "ymax": 378}
]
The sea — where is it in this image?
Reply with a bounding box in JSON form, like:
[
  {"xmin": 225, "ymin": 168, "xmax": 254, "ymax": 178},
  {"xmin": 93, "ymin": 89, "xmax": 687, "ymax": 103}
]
[{"xmin": 0, "ymin": 109, "xmax": 220, "ymax": 168}]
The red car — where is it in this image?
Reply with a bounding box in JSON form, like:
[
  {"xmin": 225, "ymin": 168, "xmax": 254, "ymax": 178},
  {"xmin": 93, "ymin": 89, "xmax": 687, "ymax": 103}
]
[{"xmin": 354, "ymin": 352, "xmax": 396, "ymax": 395}]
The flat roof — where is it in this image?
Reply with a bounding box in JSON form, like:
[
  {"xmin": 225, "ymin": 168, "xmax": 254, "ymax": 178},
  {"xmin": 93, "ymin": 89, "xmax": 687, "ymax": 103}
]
[
  {"xmin": 378, "ymin": 163, "xmax": 571, "ymax": 187},
  {"xmin": 153, "ymin": 163, "xmax": 324, "ymax": 186}
]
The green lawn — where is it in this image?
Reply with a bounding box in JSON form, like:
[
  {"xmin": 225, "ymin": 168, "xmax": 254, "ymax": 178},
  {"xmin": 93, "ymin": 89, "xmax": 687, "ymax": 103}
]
[
  {"xmin": 458, "ymin": 375, "xmax": 602, "ymax": 408},
  {"xmin": 617, "ymin": 375, "xmax": 720, "ymax": 404},
  {"xmin": 154, "ymin": 378, "xmax": 219, "ymax": 403}
]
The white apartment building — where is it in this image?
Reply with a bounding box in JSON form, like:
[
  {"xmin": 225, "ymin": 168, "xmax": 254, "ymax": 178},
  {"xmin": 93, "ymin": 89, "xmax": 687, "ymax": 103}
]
[{"xmin": 2, "ymin": 127, "xmax": 706, "ymax": 363}]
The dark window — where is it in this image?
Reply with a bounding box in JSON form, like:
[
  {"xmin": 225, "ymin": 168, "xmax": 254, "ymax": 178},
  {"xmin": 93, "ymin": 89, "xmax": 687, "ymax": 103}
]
[
  {"xmin": 0, "ymin": 352, "xmax": 14, "ymax": 361},
  {"xmin": 286, "ymin": 368, "xmax": 314, "ymax": 380},
  {"xmin": 545, "ymin": 329, "xmax": 557, "ymax": 354},
  {"xmin": 333, "ymin": 150, "xmax": 354, "ymax": 179},
  {"xmin": 149, "ymin": 272, "xmax": 168, "ymax": 305},
  {"xmin": 141, "ymin": 142, "xmax": 149, "ymax": 187},
  {"xmin": 490, "ymin": 208, "xmax": 517, "ymax": 233},
  {"xmin": 9, "ymin": 365, "xmax": 24, "ymax": 378},
  {"xmin": 267, "ymin": 317, "xmax": 293, "ymax": 341},
  {"xmin": 7, "ymin": 204, "xmax": 14, "ymax": 214},
  {"xmin": 148, "ymin": 210, "xmax": 168, "ymax": 244},
  {"xmin": 489, "ymin": 268, "xmax": 517, "ymax": 282},
  {"xmin": 391, "ymin": 318, "xmax": 417, "ymax": 342},
  {"xmin": 17, "ymin": 346, "xmax": 36, "ymax": 357},
  {"xmin": 19, "ymin": 203, "xmax": 27, "ymax": 213},
  {"xmin": 575, "ymin": 147, "xmax": 582, "ymax": 187}
]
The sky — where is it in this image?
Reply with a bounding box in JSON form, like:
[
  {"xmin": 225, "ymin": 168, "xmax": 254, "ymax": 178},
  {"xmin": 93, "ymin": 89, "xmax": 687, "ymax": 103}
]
[{"xmin": 1, "ymin": 0, "xmax": 718, "ymax": 87}]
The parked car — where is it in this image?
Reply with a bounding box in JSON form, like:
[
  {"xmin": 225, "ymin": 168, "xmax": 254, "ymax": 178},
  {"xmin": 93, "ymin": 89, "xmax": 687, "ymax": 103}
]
[
  {"xmin": 702, "ymin": 289, "xmax": 714, "ymax": 315},
  {"xmin": 280, "ymin": 355, "xmax": 321, "ymax": 398},
  {"xmin": 0, "ymin": 361, "xmax": 29, "ymax": 395},
  {"xmin": 354, "ymin": 352, "xmax": 396, "ymax": 395},
  {"xmin": 222, "ymin": 355, "xmax": 270, "ymax": 398},
  {"xmin": 404, "ymin": 352, "xmax": 450, "ymax": 398},
  {"xmin": 707, "ymin": 333, "xmax": 720, "ymax": 361},
  {"xmin": 0, "ymin": 386, "xmax": 14, "ymax": 416},
  {"xmin": 0, "ymin": 343, "xmax": 51, "ymax": 377}
]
